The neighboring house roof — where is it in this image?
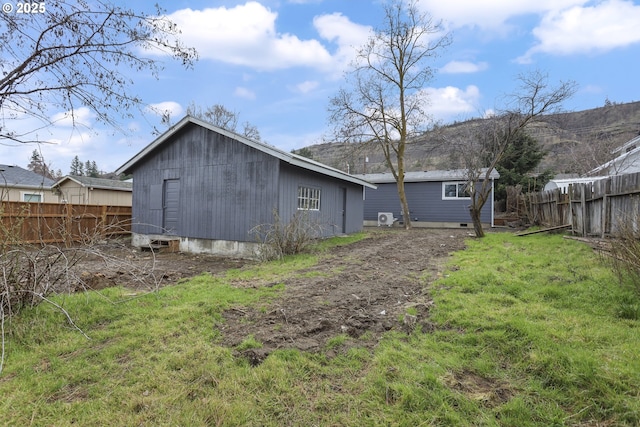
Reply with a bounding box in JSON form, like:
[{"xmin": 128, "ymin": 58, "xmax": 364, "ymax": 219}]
[
  {"xmin": 0, "ymin": 164, "xmax": 55, "ymax": 189},
  {"xmin": 53, "ymin": 175, "xmax": 133, "ymax": 192},
  {"xmin": 115, "ymin": 115, "xmax": 376, "ymax": 189},
  {"xmin": 354, "ymin": 168, "xmax": 500, "ymax": 184},
  {"xmin": 543, "ymin": 177, "xmax": 607, "ymax": 192},
  {"xmin": 588, "ymin": 135, "xmax": 640, "ymax": 176},
  {"xmin": 612, "ymin": 134, "xmax": 640, "ymax": 155}
]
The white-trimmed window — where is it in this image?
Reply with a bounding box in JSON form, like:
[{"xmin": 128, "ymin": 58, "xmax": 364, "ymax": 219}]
[
  {"xmin": 297, "ymin": 186, "xmax": 321, "ymax": 210},
  {"xmin": 442, "ymin": 182, "xmax": 470, "ymax": 200},
  {"xmin": 21, "ymin": 192, "xmax": 43, "ymax": 202}
]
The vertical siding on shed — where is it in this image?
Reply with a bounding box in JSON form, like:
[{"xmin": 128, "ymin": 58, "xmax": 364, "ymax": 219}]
[
  {"xmin": 364, "ymin": 181, "xmax": 493, "ymax": 224},
  {"xmin": 277, "ymin": 164, "xmax": 364, "ymax": 236},
  {"xmin": 131, "ymin": 124, "xmax": 279, "ymax": 242}
]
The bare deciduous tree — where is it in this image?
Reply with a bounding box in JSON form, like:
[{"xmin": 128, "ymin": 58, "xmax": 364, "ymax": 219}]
[
  {"xmin": 451, "ymin": 70, "xmax": 577, "ymax": 237},
  {"xmin": 328, "ymin": 0, "xmax": 451, "ymax": 229},
  {"xmin": 186, "ymin": 102, "xmax": 262, "ymax": 141},
  {"xmin": 568, "ymin": 132, "xmax": 635, "ymax": 176},
  {"xmin": 0, "ymin": 0, "xmax": 198, "ymax": 144}
]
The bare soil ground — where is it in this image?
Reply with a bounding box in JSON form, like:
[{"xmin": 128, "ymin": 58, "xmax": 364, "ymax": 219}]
[
  {"xmin": 76, "ymin": 228, "xmax": 470, "ymax": 362},
  {"xmin": 222, "ymin": 228, "xmax": 470, "ymax": 363}
]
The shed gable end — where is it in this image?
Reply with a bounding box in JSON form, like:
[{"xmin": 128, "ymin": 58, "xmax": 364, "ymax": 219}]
[{"xmin": 130, "ymin": 124, "xmax": 279, "ymax": 242}]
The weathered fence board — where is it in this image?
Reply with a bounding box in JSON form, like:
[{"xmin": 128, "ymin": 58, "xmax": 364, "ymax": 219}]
[
  {"xmin": 1, "ymin": 202, "xmax": 132, "ymax": 245},
  {"xmin": 523, "ymin": 172, "xmax": 640, "ymax": 237},
  {"xmin": 523, "ymin": 188, "xmax": 571, "ymax": 227}
]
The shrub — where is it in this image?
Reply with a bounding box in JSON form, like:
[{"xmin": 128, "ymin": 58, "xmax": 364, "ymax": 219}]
[
  {"xmin": 1, "ymin": 204, "xmax": 158, "ymax": 374},
  {"xmin": 250, "ymin": 209, "xmax": 325, "ymax": 261},
  {"xmin": 607, "ymin": 209, "xmax": 640, "ymax": 295}
]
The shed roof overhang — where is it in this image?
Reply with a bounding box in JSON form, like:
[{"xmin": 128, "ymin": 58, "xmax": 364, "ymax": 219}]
[
  {"xmin": 116, "ymin": 116, "xmax": 376, "ymax": 189},
  {"xmin": 354, "ymin": 168, "xmax": 500, "ymax": 184}
]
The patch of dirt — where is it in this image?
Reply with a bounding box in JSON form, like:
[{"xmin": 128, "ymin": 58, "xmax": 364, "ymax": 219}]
[
  {"xmin": 70, "ymin": 241, "xmax": 250, "ymax": 292},
  {"xmin": 443, "ymin": 369, "xmax": 515, "ymax": 408},
  {"xmin": 218, "ymin": 228, "xmax": 470, "ymax": 361},
  {"xmin": 73, "ymin": 228, "xmax": 470, "ymax": 360}
]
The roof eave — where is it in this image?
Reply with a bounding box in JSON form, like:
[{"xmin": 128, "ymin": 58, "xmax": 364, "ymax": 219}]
[
  {"xmin": 87, "ymin": 185, "xmax": 132, "ymax": 192},
  {"xmin": 2, "ymin": 184, "xmax": 53, "ymax": 190},
  {"xmin": 53, "ymin": 176, "xmax": 84, "ymax": 188},
  {"xmin": 116, "ymin": 115, "xmax": 377, "ymax": 189},
  {"xmin": 115, "ymin": 116, "xmax": 194, "ymax": 175},
  {"xmin": 287, "ymin": 157, "xmax": 377, "ymax": 189}
]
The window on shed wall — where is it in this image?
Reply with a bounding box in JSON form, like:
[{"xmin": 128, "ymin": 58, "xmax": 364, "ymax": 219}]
[
  {"xmin": 297, "ymin": 186, "xmax": 321, "ymax": 210},
  {"xmin": 442, "ymin": 182, "xmax": 471, "ymax": 200}
]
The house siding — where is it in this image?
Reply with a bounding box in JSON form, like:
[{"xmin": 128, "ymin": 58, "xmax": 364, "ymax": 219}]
[
  {"xmin": 130, "ymin": 123, "xmax": 279, "ymax": 242},
  {"xmin": 1, "ymin": 187, "xmax": 56, "ymax": 203},
  {"xmin": 278, "ymin": 164, "xmax": 364, "ymax": 236},
  {"xmin": 364, "ymin": 181, "xmax": 493, "ymax": 225},
  {"xmin": 56, "ymin": 183, "xmax": 132, "ymax": 206}
]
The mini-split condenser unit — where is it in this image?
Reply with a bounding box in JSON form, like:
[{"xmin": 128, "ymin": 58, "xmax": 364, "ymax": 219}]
[{"xmin": 377, "ymin": 212, "xmax": 394, "ymax": 227}]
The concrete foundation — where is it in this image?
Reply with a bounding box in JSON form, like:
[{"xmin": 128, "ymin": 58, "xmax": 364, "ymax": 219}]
[
  {"xmin": 132, "ymin": 233, "xmax": 260, "ymax": 259},
  {"xmin": 363, "ymin": 220, "xmax": 492, "ymax": 229}
]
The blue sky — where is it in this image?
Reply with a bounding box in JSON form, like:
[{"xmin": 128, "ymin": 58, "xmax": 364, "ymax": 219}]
[{"xmin": 2, "ymin": 0, "xmax": 640, "ymax": 174}]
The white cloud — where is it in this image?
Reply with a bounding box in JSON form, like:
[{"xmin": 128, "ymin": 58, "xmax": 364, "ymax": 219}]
[
  {"xmin": 166, "ymin": 2, "xmax": 334, "ymax": 71},
  {"xmin": 1, "ymin": 112, "xmax": 158, "ymax": 173},
  {"xmin": 417, "ymin": 0, "xmax": 640, "ymax": 62},
  {"xmin": 313, "ymin": 13, "xmax": 372, "ymax": 73},
  {"xmin": 50, "ymin": 107, "xmax": 95, "ymax": 128},
  {"xmin": 518, "ymin": 0, "xmax": 640, "ymax": 62},
  {"xmin": 235, "ymin": 87, "xmax": 256, "ymax": 100},
  {"xmin": 422, "ymin": 85, "xmax": 481, "ymax": 121},
  {"xmin": 483, "ymin": 109, "xmax": 497, "ymax": 119},
  {"xmin": 440, "ymin": 60, "xmax": 488, "ymax": 74},
  {"xmin": 146, "ymin": 101, "xmax": 184, "ymax": 120},
  {"xmin": 417, "ymin": 0, "xmax": 585, "ymax": 31},
  {"xmin": 153, "ymin": 3, "xmax": 373, "ymax": 78},
  {"xmin": 293, "ymin": 80, "xmax": 319, "ymax": 94}
]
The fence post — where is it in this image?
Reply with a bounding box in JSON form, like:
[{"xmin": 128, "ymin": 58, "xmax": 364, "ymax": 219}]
[
  {"xmin": 601, "ymin": 193, "xmax": 608, "ymax": 238},
  {"xmin": 65, "ymin": 203, "xmax": 73, "ymax": 247},
  {"xmin": 580, "ymin": 186, "xmax": 587, "ymax": 237},
  {"xmin": 100, "ymin": 205, "xmax": 107, "ymax": 239}
]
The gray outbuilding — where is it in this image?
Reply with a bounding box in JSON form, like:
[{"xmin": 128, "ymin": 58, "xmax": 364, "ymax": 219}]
[
  {"xmin": 354, "ymin": 169, "xmax": 499, "ymax": 229},
  {"xmin": 116, "ymin": 116, "xmax": 376, "ymax": 257}
]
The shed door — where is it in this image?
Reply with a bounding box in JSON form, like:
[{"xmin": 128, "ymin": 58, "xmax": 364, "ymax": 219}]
[{"xmin": 163, "ymin": 179, "xmax": 180, "ymax": 235}]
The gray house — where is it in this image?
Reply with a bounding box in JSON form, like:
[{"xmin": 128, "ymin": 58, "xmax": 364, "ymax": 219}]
[
  {"xmin": 354, "ymin": 169, "xmax": 499, "ymax": 229},
  {"xmin": 116, "ymin": 116, "xmax": 376, "ymax": 257}
]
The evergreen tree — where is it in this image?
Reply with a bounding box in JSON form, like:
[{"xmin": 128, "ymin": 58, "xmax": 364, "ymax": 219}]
[
  {"xmin": 85, "ymin": 160, "xmax": 99, "ymax": 177},
  {"xmin": 27, "ymin": 149, "xmax": 54, "ymax": 179},
  {"xmin": 70, "ymin": 156, "xmax": 84, "ymax": 176},
  {"xmin": 491, "ymin": 130, "xmax": 552, "ymax": 203}
]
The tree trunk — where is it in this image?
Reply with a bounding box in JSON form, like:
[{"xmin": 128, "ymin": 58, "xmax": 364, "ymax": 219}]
[
  {"xmin": 397, "ymin": 177, "xmax": 412, "ymax": 230},
  {"xmin": 469, "ymin": 205, "xmax": 485, "ymax": 237}
]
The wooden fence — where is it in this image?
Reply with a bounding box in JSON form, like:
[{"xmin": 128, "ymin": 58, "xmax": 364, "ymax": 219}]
[
  {"xmin": 1, "ymin": 201, "xmax": 132, "ymax": 245},
  {"xmin": 523, "ymin": 172, "xmax": 640, "ymax": 237}
]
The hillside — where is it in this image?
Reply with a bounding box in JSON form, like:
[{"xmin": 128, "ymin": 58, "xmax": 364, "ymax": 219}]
[{"xmin": 301, "ymin": 101, "xmax": 640, "ymax": 176}]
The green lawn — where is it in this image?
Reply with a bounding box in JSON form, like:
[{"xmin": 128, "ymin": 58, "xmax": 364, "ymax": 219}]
[{"xmin": 1, "ymin": 232, "xmax": 638, "ymax": 426}]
